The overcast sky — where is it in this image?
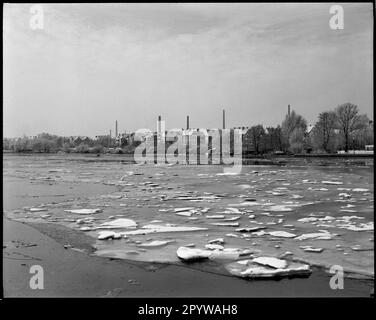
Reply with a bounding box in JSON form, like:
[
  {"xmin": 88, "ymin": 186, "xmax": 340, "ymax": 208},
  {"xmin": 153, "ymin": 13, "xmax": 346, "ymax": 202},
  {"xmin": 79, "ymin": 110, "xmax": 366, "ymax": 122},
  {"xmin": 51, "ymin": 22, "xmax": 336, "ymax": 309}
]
[{"xmin": 3, "ymin": 3, "xmax": 373, "ymax": 138}]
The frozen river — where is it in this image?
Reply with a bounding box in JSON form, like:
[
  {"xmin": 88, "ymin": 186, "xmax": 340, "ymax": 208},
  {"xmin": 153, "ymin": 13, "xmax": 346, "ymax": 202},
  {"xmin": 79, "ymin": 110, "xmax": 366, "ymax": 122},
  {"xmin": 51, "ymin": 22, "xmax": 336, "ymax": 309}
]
[{"xmin": 3, "ymin": 154, "xmax": 374, "ymax": 280}]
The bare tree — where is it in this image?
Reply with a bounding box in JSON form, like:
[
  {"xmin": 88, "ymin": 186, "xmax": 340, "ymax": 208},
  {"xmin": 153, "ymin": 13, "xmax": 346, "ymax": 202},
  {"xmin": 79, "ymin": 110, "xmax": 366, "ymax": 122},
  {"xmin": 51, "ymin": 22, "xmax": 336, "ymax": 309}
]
[
  {"xmin": 281, "ymin": 110, "xmax": 307, "ymax": 152},
  {"xmin": 248, "ymin": 125, "xmax": 266, "ymax": 154},
  {"xmin": 312, "ymin": 111, "xmax": 337, "ymax": 153},
  {"xmin": 335, "ymin": 103, "xmax": 367, "ymax": 152},
  {"xmin": 265, "ymin": 126, "xmax": 283, "ymax": 151},
  {"xmin": 289, "ymin": 127, "xmax": 305, "ymax": 154}
]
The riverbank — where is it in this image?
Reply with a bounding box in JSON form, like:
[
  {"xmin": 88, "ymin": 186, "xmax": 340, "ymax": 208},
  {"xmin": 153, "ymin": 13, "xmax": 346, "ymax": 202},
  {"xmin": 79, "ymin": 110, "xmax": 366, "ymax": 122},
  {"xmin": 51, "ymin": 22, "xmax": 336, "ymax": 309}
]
[{"xmin": 3, "ymin": 218, "xmax": 374, "ymax": 297}]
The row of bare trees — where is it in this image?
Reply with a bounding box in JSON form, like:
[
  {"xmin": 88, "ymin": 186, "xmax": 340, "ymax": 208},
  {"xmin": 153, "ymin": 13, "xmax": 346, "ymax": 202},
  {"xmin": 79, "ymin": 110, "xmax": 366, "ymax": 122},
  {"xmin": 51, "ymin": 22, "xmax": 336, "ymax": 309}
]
[
  {"xmin": 243, "ymin": 103, "xmax": 372, "ymax": 154},
  {"xmin": 311, "ymin": 103, "xmax": 372, "ymax": 153}
]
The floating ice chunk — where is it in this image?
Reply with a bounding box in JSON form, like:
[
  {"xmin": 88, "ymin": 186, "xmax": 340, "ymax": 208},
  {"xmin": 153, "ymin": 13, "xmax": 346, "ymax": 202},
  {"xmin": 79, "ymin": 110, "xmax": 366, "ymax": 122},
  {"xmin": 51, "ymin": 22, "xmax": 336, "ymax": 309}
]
[
  {"xmin": 291, "ymin": 195, "xmax": 304, "ymax": 199},
  {"xmin": 300, "ymin": 246, "xmax": 324, "ymax": 253},
  {"xmin": 210, "ymin": 222, "xmax": 239, "ymax": 227},
  {"xmin": 295, "ymin": 230, "xmax": 336, "ymax": 241},
  {"xmin": 176, "ymin": 247, "xmax": 210, "ymax": 261},
  {"xmin": 123, "ymin": 225, "xmax": 208, "ymax": 236},
  {"xmin": 224, "ymin": 216, "xmax": 241, "ymax": 222},
  {"xmin": 338, "ymin": 215, "xmax": 364, "ymax": 221},
  {"xmin": 138, "ymin": 240, "xmax": 173, "ymax": 247},
  {"xmin": 225, "ymin": 233, "xmax": 240, "ymax": 238},
  {"xmin": 98, "ymin": 231, "xmax": 121, "ymax": 240},
  {"xmin": 150, "ymin": 220, "xmax": 164, "ymax": 223},
  {"xmin": 205, "ymin": 215, "xmax": 225, "ymax": 219},
  {"xmin": 352, "ymin": 188, "xmax": 370, "ymax": 192},
  {"xmin": 174, "ymin": 207, "xmax": 195, "ymax": 213},
  {"xmin": 351, "ymin": 245, "xmax": 373, "ymax": 251},
  {"xmin": 226, "ymin": 260, "xmax": 311, "ymax": 279},
  {"xmin": 341, "ymin": 204, "xmax": 356, "ymax": 208},
  {"xmin": 99, "ymin": 218, "xmax": 137, "ymax": 229},
  {"xmin": 322, "ymin": 181, "xmax": 343, "ymax": 185},
  {"xmin": 253, "ymin": 257, "xmax": 288, "ymax": 269},
  {"xmin": 298, "ymin": 217, "xmax": 319, "ymax": 223},
  {"xmin": 175, "ymin": 211, "xmax": 192, "ymax": 217},
  {"xmin": 209, "ymin": 250, "xmax": 240, "ymax": 260},
  {"xmin": 236, "ymin": 227, "xmax": 266, "ymax": 233},
  {"xmin": 269, "ymin": 205, "xmax": 293, "ymax": 212},
  {"xmin": 279, "ymin": 251, "xmax": 293, "ymax": 258},
  {"xmin": 338, "ymin": 222, "xmax": 373, "ymax": 231},
  {"xmin": 230, "ymin": 202, "xmax": 263, "ymax": 207},
  {"xmin": 48, "ymin": 169, "xmax": 65, "ymax": 173},
  {"xmin": 218, "ymin": 207, "xmax": 243, "ymax": 214},
  {"xmin": 340, "ymin": 209, "xmax": 357, "ymax": 213},
  {"xmin": 208, "ymin": 238, "xmax": 225, "ymax": 244},
  {"xmin": 205, "ymin": 244, "xmax": 224, "ymax": 250},
  {"xmin": 253, "ymin": 230, "xmax": 268, "ymax": 236},
  {"xmin": 268, "ymin": 231, "xmax": 296, "ymax": 238},
  {"xmin": 271, "ymin": 192, "xmax": 285, "ymax": 196},
  {"xmin": 338, "ymin": 193, "xmax": 352, "ymax": 199},
  {"xmin": 216, "ymin": 172, "xmax": 239, "ymax": 176},
  {"xmin": 238, "ymin": 184, "xmax": 251, "ymax": 189},
  {"xmin": 64, "ymin": 208, "xmax": 102, "ymax": 215},
  {"xmin": 29, "ymin": 208, "xmax": 48, "ymax": 212},
  {"xmin": 79, "ymin": 227, "xmax": 92, "ymax": 231},
  {"xmin": 319, "ymin": 216, "xmax": 335, "ymax": 221},
  {"xmin": 309, "ymin": 188, "xmax": 329, "ymax": 191}
]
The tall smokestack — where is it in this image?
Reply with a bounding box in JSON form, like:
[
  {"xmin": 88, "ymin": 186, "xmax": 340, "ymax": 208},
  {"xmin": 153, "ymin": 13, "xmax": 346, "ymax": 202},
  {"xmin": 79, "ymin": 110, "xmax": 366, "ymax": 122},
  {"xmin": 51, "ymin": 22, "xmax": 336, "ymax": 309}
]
[
  {"xmin": 288, "ymin": 104, "xmax": 291, "ymax": 116},
  {"xmin": 186, "ymin": 116, "xmax": 190, "ymax": 130},
  {"xmin": 115, "ymin": 120, "xmax": 118, "ymax": 138},
  {"xmin": 158, "ymin": 115, "xmax": 161, "ymax": 133},
  {"xmin": 222, "ymin": 109, "xmax": 226, "ymax": 129}
]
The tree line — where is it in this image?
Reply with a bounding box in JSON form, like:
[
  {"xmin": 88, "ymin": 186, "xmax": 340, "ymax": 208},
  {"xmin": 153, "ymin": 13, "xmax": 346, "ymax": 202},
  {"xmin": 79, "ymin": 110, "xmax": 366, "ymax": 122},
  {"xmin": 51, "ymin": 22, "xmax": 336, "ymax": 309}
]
[
  {"xmin": 3, "ymin": 103, "xmax": 373, "ymax": 155},
  {"xmin": 243, "ymin": 102, "xmax": 373, "ymax": 154}
]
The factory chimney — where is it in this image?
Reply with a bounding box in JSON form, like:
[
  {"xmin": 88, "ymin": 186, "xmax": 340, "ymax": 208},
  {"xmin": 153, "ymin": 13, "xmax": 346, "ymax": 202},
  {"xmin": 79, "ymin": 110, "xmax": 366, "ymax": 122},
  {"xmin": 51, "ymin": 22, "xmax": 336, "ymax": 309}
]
[
  {"xmin": 186, "ymin": 116, "xmax": 190, "ymax": 130},
  {"xmin": 158, "ymin": 115, "xmax": 162, "ymax": 133},
  {"xmin": 222, "ymin": 109, "xmax": 226, "ymax": 129},
  {"xmin": 115, "ymin": 120, "xmax": 118, "ymax": 138},
  {"xmin": 288, "ymin": 104, "xmax": 291, "ymax": 116}
]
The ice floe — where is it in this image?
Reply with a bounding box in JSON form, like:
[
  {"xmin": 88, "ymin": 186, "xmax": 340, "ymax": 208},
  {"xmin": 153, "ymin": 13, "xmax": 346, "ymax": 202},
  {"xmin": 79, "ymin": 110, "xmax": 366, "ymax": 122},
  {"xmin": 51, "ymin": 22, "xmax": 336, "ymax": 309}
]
[
  {"xmin": 253, "ymin": 257, "xmax": 288, "ymax": 269},
  {"xmin": 123, "ymin": 224, "xmax": 208, "ymax": 236},
  {"xmin": 268, "ymin": 205, "xmax": 294, "ymax": 212},
  {"xmin": 99, "ymin": 218, "xmax": 137, "ymax": 229},
  {"xmin": 138, "ymin": 240, "xmax": 173, "ymax": 247},
  {"xmin": 29, "ymin": 207, "xmax": 48, "ymax": 212},
  {"xmin": 352, "ymin": 188, "xmax": 370, "ymax": 192},
  {"xmin": 236, "ymin": 227, "xmax": 266, "ymax": 233},
  {"xmin": 268, "ymin": 231, "xmax": 297, "ymax": 238},
  {"xmin": 210, "ymin": 222, "xmax": 239, "ymax": 227},
  {"xmin": 176, "ymin": 247, "xmax": 210, "ymax": 261},
  {"xmin": 64, "ymin": 208, "xmax": 102, "ymax": 215},
  {"xmin": 98, "ymin": 231, "xmax": 122, "ymax": 240},
  {"xmin": 295, "ymin": 230, "xmax": 336, "ymax": 241},
  {"xmin": 300, "ymin": 246, "xmax": 324, "ymax": 253},
  {"xmin": 226, "ymin": 259, "xmax": 311, "ymax": 279},
  {"xmin": 208, "ymin": 238, "xmax": 225, "ymax": 244},
  {"xmin": 205, "ymin": 244, "xmax": 224, "ymax": 250},
  {"xmin": 338, "ymin": 222, "xmax": 373, "ymax": 231},
  {"xmin": 322, "ymin": 181, "xmax": 343, "ymax": 185}
]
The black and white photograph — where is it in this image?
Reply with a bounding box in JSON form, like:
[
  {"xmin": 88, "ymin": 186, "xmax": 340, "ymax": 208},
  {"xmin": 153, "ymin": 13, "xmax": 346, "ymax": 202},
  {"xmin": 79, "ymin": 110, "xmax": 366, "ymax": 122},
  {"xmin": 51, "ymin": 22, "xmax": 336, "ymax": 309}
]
[{"xmin": 2, "ymin": 2, "xmax": 374, "ymax": 305}]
